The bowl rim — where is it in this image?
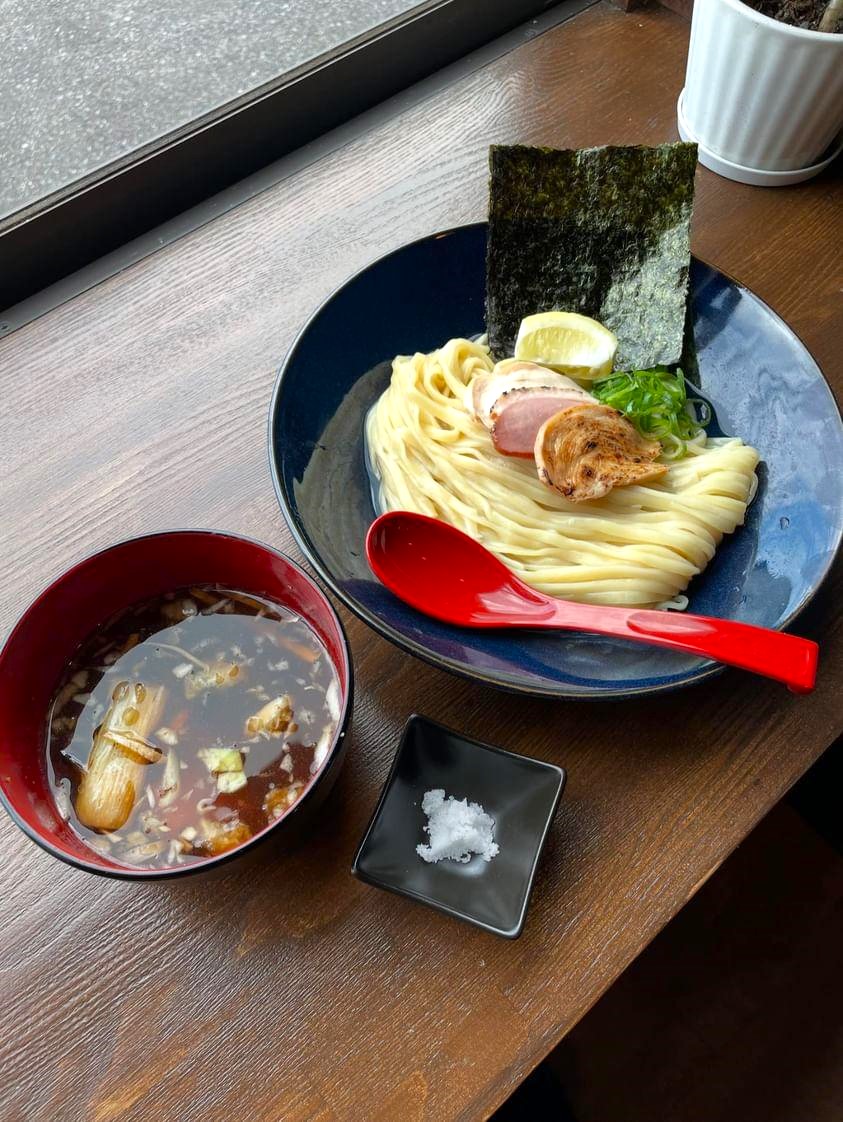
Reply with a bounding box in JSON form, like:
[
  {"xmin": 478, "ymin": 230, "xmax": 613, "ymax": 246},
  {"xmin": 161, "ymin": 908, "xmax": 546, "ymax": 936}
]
[
  {"xmin": 267, "ymin": 221, "xmax": 843, "ymax": 700},
  {"xmin": 0, "ymin": 527, "xmax": 354, "ymax": 880}
]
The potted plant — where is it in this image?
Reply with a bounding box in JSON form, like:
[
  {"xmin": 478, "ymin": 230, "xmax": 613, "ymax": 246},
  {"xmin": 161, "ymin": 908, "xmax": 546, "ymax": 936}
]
[{"xmin": 677, "ymin": 0, "xmax": 843, "ymax": 185}]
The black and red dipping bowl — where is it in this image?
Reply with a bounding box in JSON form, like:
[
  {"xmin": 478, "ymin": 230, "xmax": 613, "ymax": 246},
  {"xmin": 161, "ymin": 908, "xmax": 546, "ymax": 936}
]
[{"xmin": 0, "ymin": 530, "xmax": 353, "ymax": 879}]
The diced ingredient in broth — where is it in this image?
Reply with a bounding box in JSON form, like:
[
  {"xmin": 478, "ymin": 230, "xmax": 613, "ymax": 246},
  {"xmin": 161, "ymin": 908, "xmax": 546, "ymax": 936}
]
[
  {"xmin": 184, "ymin": 660, "xmax": 243, "ymax": 699},
  {"xmin": 416, "ymin": 789, "xmax": 499, "ymax": 865},
  {"xmin": 47, "ymin": 586, "xmax": 341, "ymax": 869},
  {"xmin": 199, "ymin": 815, "xmax": 252, "ymax": 857},
  {"xmin": 216, "ymin": 771, "xmax": 248, "ymax": 794},
  {"xmin": 264, "ymin": 783, "xmax": 304, "ymax": 820},
  {"xmin": 199, "ymin": 747, "xmax": 243, "ymax": 773},
  {"xmin": 246, "ymin": 695, "xmax": 295, "ymax": 737}
]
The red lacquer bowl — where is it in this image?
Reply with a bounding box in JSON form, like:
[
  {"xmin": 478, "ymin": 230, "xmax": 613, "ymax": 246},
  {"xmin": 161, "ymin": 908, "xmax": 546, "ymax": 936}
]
[{"xmin": 0, "ymin": 530, "xmax": 353, "ymax": 879}]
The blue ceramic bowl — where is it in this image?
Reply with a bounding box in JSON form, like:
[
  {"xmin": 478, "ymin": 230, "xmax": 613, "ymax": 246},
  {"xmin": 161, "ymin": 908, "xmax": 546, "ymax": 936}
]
[{"xmin": 269, "ymin": 224, "xmax": 843, "ymax": 699}]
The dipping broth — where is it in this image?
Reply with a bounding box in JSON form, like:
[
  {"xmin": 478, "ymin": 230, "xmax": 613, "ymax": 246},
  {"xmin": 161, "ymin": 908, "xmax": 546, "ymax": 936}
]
[{"xmin": 47, "ymin": 586, "xmax": 341, "ymax": 869}]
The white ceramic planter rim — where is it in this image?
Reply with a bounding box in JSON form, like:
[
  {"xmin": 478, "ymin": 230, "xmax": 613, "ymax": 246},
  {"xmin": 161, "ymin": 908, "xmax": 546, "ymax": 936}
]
[
  {"xmin": 678, "ymin": 89, "xmax": 843, "ymax": 186},
  {"xmin": 719, "ymin": 0, "xmax": 842, "ymax": 40}
]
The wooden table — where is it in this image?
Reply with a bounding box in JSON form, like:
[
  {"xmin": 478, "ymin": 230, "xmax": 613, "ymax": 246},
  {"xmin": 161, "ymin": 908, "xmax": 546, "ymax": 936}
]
[{"xmin": 1, "ymin": 5, "xmax": 840, "ymax": 1120}]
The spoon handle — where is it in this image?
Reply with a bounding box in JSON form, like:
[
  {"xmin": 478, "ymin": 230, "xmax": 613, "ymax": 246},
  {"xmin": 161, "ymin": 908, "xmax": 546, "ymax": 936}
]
[{"xmin": 536, "ymin": 601, "xmax": 818, "ymax": 693}]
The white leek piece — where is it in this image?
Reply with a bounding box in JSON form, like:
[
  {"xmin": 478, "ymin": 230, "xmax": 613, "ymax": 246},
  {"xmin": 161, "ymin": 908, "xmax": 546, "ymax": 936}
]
[
  {"xmin": 76, "ymin": 681, "xmax": 166, "ymax": 831},
  {"xmin": 157, "ymin": 749, "xmax": 180, "ymax": 809}
]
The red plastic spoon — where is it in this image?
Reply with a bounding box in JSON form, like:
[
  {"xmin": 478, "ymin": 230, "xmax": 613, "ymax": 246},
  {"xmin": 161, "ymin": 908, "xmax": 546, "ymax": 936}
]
[{"xmin": 365, "ymin": 511, "xmax": 818, "ymax": 694}]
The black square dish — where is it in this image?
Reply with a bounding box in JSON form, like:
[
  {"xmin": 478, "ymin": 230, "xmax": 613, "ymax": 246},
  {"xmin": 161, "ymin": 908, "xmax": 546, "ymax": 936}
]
[{"xmin": 352, "ymin": 715, "xmax": 566, "ymax": 938}]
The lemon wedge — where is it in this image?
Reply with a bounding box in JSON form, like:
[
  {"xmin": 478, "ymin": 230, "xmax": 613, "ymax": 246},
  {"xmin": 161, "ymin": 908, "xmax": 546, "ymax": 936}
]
[{"xmin": 514, "ymin": 312, "xmax": 617, "ymax": 380}]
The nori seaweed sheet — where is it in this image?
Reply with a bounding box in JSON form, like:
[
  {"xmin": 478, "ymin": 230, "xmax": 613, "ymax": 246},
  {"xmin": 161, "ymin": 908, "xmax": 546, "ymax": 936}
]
[{"xmin": 486, "ymin": 142, "xmax": 698, "ymax": 370}]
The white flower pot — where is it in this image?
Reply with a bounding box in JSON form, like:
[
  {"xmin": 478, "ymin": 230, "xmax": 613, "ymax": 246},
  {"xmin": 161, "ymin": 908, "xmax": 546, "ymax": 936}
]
[{"xmin": 678, "ymin": 0, "xmax": 843, "ymax": 185}]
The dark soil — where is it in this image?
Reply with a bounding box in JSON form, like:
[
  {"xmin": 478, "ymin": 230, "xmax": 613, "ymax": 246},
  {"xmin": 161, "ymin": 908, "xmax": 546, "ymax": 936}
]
[{"xmin": 743, "ymin": 0, "xmax": 840, "ymax": 31}]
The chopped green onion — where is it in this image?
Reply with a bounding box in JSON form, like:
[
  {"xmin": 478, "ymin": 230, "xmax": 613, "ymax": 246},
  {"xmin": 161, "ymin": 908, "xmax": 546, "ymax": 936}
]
[{"xmin": 592, "ymin": 366, "xmax": 708, "ymax": 460}]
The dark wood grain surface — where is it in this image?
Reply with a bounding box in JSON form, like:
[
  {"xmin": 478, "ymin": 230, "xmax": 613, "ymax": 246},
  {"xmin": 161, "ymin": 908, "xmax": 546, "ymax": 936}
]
[
  {"xmin": 0, "ymin": 5, "xmax": 841, "ymax": 1120},
  {"xmin": 552, "ymin": 802, "xmax": 843, "ymax": 1120}
]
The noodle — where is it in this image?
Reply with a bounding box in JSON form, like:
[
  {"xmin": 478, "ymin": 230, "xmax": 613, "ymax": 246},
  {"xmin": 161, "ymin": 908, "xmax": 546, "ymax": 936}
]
[{"xmin": 365, "ymin": 338, "xmax": 760, "ymax": 610}]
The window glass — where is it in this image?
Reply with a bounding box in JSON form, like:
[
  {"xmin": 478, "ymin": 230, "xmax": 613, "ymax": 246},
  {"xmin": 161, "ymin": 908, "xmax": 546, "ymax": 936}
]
[{"xmin": 1, "ymin": 0, "xmax": 424, "ymax": 220}]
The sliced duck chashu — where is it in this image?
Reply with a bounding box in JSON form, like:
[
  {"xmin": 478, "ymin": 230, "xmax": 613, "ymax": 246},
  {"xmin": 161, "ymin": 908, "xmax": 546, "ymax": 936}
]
[
  {"xmin": 534, "ymin": 403, "xmax": 667, "ymax": 501},
  {"xmin": 467, "ymin": 360, "xmax": 595, "ymax": 457}
]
